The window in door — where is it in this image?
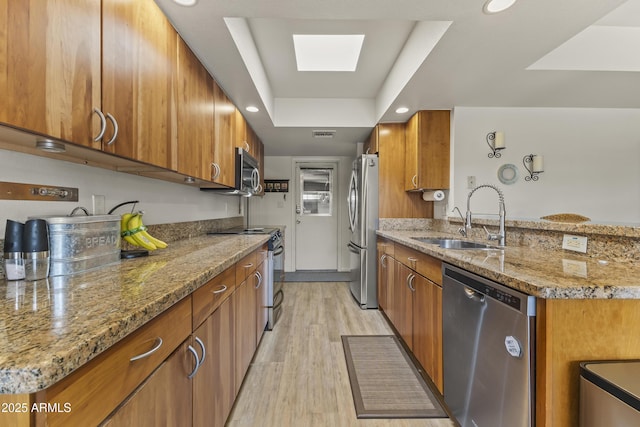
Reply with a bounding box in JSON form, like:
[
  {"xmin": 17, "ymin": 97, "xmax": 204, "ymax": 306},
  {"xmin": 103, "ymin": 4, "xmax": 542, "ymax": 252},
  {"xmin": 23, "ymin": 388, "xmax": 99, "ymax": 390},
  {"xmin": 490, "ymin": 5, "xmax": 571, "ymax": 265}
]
[{"xmin": 300, "ymin": 168, "xmax": 333, "ymax": 216}]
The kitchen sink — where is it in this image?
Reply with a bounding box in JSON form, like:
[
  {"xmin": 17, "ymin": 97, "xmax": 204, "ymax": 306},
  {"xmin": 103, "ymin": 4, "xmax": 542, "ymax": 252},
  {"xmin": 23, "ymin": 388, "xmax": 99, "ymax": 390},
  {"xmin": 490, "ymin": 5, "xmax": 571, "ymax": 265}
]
[{"xmin": 411, "ymin": 237, "xmax": 500, "ymax": 250}]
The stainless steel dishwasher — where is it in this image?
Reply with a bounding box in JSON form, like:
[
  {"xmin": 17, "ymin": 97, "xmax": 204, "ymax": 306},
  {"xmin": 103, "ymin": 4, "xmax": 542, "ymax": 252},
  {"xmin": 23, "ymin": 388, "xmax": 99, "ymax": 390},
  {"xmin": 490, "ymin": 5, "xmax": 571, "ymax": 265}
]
[{"xmin": 442, "ymin": 263, "xmax": 536, "ymax": 427}]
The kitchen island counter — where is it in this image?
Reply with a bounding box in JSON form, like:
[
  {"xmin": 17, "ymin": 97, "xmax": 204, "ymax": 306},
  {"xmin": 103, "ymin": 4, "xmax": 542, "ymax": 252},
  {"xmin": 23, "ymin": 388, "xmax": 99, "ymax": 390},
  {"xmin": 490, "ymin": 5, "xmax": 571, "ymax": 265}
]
[
  {"xmin": 377, "ymin": 229, "xmax": 640, "ymax": 299},
  {"xmin": 0, "ymin": 233, "xmax": 269, "ymax": 394}
]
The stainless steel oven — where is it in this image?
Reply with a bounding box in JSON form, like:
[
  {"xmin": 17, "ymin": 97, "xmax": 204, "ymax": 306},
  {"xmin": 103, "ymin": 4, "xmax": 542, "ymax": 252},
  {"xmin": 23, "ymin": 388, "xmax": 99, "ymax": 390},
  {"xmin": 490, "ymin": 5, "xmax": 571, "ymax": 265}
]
[
  {"xmin": 207, "ymin": 226, "xmax": 284, "ymax": 330},
  {"xmin": 267, "ymin": 231, "xmax": 284, "ymax": 330}
]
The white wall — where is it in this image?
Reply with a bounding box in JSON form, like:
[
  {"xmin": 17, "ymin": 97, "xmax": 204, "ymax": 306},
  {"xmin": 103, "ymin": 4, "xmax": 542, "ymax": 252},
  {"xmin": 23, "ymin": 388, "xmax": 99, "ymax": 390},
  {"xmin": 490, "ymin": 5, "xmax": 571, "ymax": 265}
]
[
  {"xmin": 450, "ymin": 107, "xmax": 640, "ymax": 224},
  {"xmin": 0, "ymin": 149, "xmax": 241, "ymax": 235},
  {"xmin": 248, "ymin": 155, "xmax": 355, "ymax": 272}
]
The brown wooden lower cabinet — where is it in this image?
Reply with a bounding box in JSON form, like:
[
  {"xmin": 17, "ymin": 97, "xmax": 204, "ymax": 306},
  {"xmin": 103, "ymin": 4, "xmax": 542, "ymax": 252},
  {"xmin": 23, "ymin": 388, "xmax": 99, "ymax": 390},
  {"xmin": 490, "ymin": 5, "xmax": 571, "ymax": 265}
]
[
  {"xmin": 381, "ymin": 240, "xmax": 444, "ymax": 394},
  {"xmin": 102, "ymin": 340, "xmax": 194, "ymax": 427},
  {"xmin": 255, "ymin": 259, "xmax": 269, "ymax": 346},
  {"xmin": 193, "ymin": 294, "xmax": 236, "ymax": 427},
  {"xmin": 234, "ymin": 276, "xmax": 257, "ymax": 396},
  {"xmin": 376, "ymin": 238, "xmax": 395, "ymax": 314}
]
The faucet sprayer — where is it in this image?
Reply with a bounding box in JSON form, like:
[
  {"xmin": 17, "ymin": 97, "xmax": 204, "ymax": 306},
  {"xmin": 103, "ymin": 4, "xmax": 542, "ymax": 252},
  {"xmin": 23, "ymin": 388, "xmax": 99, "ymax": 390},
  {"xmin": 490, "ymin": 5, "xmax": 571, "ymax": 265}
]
[{"xmin": 465, "ymin": 184, "xmax": 506, "ymax": 247}]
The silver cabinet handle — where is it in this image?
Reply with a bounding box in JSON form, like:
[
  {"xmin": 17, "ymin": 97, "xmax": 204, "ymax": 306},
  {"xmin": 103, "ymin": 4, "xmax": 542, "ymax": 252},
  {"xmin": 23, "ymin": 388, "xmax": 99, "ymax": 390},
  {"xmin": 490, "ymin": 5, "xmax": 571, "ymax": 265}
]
[
  {"xmin": 195, "ymin": 336, "xmax": 206, "ymax": 365},
  {"xmin": 408, "ymin": 274, "xmax": 416, "ymax": 292},
  {"xmin": 412, "ymin": 174, "xmax": 417, "ymax": 188},
  {"xmin": 93, "ymin": 108, "xmax": 106, "ymax": 142},
  {"xmin": 105, "ymin": 113, "xmax": 118, "ymax": 145},
  {"xmin": 130, "ymin": 337, "xmax": 163, "ymax": 362},
  {"xmin": 244, "ymin": 141, "xmax": 250, "ymax": 152},
  {"xmin": 243, "ymin": 263, "xmax": 254, "ymax": 269},
  {"xmin": 255, "ymin": 271, "xmax": 263, "ymax": 289},
  {"xmin": 187, "ymin": 344, "xmax": 200, "ymax": 379},
  {"xmin": 211, "ymin": 162, "xmax": 221, "ymax": 180},
  {"xmin": 212, "ymin": 284, "xmax": 227, "ymax": 295},
  {"xmin": 380, "ymin": 254, "xmax": 387, "ymax": 268}
]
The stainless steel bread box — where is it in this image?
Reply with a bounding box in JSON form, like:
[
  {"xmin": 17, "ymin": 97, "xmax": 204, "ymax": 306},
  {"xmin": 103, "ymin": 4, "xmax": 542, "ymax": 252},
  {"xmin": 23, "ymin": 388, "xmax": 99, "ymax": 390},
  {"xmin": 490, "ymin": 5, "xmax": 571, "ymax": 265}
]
[{"xmin": 33, "ymin": 214, "xmax": 121, "ymax": 276}]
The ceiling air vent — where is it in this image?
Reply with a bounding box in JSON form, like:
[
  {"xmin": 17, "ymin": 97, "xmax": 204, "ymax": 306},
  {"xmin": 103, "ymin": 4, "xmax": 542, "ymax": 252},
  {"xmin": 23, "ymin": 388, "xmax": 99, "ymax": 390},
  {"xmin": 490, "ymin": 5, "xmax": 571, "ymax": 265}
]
[{"xmin": 312, "ymin": 130, "xmax": 336, "ymax": 139}]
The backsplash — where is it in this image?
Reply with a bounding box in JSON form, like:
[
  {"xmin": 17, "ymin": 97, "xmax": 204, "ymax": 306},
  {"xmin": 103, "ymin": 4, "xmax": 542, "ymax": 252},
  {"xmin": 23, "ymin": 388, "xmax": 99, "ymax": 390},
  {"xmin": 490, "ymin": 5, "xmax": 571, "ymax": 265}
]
[
  {"xmin": 379, "ymin": 218, "xmax": 639, "ymax": 263},
  {"xmin": 0, "ymin": 216, "xmax": 244, "ymax": 280}
]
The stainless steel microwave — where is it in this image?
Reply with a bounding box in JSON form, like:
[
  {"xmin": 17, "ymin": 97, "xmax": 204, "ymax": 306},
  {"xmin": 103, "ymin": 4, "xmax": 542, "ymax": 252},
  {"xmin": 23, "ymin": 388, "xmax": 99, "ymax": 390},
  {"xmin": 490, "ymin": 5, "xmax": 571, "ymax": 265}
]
[{"xmin": 201, "ymin": 147, "xmax": 260, "ymax": 196}]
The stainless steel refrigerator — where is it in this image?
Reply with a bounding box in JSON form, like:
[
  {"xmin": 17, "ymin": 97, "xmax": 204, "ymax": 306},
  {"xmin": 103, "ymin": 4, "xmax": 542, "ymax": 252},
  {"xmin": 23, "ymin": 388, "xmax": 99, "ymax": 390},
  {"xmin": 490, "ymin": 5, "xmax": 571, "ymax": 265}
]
[{"xmin": 347, "ymin": 154, "xmax": 379, "ymax": 309}]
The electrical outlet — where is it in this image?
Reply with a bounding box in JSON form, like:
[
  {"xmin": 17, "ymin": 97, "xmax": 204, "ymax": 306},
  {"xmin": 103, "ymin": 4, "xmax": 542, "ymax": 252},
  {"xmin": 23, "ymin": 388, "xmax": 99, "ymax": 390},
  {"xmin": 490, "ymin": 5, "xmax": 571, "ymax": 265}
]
[
  {"xmin": 467, "ymin": 176, "xmax": 476, "ymax": 189},
  {"xmin": 92, "ymin": 195, "xmax": 106, "ymax": 215},
  {"xmin": 562, "ymin": 234, "xmax": 588, "ymax": 253}
]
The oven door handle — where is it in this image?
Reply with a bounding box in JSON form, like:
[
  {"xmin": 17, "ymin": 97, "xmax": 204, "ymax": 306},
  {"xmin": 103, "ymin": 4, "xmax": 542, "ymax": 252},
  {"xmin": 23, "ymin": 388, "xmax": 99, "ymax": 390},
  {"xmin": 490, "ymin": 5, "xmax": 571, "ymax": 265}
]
[{"xmin": 272, "ymin": 246, "xmax": 284, "ymax": 256}]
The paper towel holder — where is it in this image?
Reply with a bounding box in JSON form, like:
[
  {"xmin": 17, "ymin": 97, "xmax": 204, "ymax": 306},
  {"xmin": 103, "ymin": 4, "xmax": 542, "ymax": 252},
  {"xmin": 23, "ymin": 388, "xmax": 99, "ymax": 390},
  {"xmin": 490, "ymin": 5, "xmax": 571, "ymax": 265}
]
[
  {"xmin": 486, "ymin": 131, "xmax": 505, "ymax": 158},
  {"xmin": 523, "ymin": 154, "xmax": 544, "ymax": 181}
]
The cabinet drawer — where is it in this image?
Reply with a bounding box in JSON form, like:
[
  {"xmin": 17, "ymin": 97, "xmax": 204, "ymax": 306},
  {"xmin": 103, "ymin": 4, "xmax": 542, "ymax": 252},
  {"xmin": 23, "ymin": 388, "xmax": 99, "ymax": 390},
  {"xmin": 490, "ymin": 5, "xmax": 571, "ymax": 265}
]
[
  {"xmin": 39, "ymin": 297, "xmax": 192, "ymax": 427},
  {"xmin": 193, "ymin": 265, "xmax": 236, "ymax": 328},
  {"xmin": 394, "ymin": 244, "xmax": 442, "ymax": 286},
  {"xmin": 236, "ymin": 250, "xmax": 257, "ymax": 284}
]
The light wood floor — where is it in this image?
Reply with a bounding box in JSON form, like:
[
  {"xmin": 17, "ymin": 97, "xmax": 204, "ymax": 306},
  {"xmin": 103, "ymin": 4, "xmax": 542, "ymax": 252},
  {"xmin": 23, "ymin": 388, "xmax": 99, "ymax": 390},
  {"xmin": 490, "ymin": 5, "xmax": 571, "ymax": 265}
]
[{"xmin": 227, "ymin": 282, "xmax": 455, "ymax": 427}]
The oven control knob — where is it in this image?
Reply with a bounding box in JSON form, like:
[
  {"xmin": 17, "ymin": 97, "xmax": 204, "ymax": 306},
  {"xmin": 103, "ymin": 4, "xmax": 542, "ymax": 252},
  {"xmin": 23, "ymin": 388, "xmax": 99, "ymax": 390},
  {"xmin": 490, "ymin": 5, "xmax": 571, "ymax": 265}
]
[{"xmin": 504, "ymin": 336, "xmax": 522, "ymax": 358}]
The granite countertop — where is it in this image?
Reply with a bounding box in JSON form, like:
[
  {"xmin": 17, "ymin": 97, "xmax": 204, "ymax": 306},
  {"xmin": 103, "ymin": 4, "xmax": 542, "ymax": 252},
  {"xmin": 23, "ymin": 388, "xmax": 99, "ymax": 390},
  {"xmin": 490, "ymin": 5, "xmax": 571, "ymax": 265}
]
[
  {"xmin": 0, "ymin": 234, "xmax": 269, "ymax": 395},
  {"xmin": 377, "ymin": 230, "xmax": 640, "ymax": 300}
]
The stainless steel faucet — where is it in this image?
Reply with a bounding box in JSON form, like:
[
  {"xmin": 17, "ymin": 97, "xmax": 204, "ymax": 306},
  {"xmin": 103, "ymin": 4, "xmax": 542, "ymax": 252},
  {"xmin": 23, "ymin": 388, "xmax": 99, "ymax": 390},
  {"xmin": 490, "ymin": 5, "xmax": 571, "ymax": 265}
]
[
  {"xmin": 465, "ymin": 184, "xmax": 506, "ymax": 246},
  {"xmin": 451, "ymin": 207, "xmax": 467, "ymax": 237}
]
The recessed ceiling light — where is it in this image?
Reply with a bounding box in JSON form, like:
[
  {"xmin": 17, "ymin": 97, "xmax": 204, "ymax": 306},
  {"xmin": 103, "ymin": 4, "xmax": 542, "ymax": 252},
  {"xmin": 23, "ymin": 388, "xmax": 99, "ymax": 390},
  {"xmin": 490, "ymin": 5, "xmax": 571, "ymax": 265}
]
[
  {"xmin": 246, "ymin": 106, "xmax": 259, "ymax": 113},
  {"xmin": 483, "ymin": 0, "xmax": 517, "ymax": 14},
  {"xmin": 293, "ymin": 34, "xmax": 365, "ymax": 72},
  {"xmin": 172, "ymin": 0, "xmax": 197, "ymax": 6},
  {"xmin": 395, "ymin": 107, "xmax": 409, "ymax": 114}
]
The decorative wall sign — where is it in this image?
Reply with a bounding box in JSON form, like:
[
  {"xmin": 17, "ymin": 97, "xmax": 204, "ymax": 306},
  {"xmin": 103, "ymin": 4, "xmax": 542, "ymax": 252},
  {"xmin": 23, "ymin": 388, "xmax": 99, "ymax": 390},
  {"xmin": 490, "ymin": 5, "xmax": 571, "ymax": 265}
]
[{"xmin": 265, "ymin": 179, "xmax": 289, "ymax": 193}]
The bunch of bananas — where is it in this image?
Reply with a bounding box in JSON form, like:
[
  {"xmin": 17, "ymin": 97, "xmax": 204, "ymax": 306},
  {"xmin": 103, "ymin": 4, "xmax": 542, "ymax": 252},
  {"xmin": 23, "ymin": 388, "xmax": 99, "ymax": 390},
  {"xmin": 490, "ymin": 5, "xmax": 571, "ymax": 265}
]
[{"xmin": 120, "ymin": 212, "xmax": 168, "ymax": 251}]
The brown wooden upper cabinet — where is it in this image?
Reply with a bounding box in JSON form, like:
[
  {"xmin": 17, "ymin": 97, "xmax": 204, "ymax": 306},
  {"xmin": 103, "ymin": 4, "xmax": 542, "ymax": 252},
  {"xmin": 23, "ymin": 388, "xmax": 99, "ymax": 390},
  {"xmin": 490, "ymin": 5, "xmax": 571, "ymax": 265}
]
[
  {"xmin": 404, "ymin": 110, "xmax": 451, "ymax": 192},
  {"xmin": 363, "ymin": 126, "xmax": 379, "ymax": 155},
  {"xmin": 0, "ymin": 0, "xmax": 102, "ymax": 149},
  {"xmin": 101, "ymin": 0, "xmax": 177, "ymax": 170},
  {"xmin": 213, "ymin": 82, "xmax": 237, "ymax": 188},
  {"xmin": 176, "ymin": 36, "xmax": 214, "ymax": 181}
]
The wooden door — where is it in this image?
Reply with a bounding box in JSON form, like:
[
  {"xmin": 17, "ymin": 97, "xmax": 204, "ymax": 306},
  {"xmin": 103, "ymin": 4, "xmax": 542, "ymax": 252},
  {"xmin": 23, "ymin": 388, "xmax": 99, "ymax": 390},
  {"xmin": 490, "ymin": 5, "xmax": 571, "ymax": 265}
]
[
  {"xmin": 213, "ymin": 81, "xmax": 236, "ymax": 187},
  {"xmin": 193, "ymin": 296, "xmax": 235, "ymax": 427},
  {"xmin": 234, "ymin": 278, "xmax": 257, "ymax": 395},
  {"xmin": 176, "ymin": 36, "xmax": 214, "ymax": 181},
  {"xmin": 405, "ymin": 110, "xmax": 450, "ymax": 191},
  {"xmin": 393, "ymin": 262, "xmax": 414, "ymax": 350},
  {"xmin": 101, "ymin": 0, "xmax": 177, "ymax": 169},
  {"xmin": 412, "ymin": 274, "xmax": 443, "ymax": 392},
  {"xmin": 0, "ymin": 0, "xmax": 101, "ymax": 148},
  {"xmin": 102, "ymin": 341, "xmax": 193, "ymax": 427},
  {"xmin": 255, "ymin": 260, "xmax": 269, "ymax": 345}
]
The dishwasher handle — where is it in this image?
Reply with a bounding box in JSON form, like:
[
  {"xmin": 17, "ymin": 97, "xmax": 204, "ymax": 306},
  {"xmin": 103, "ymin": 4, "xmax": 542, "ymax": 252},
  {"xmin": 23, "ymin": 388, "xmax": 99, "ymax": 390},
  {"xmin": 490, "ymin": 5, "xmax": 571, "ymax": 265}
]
[{"xmin": 464, "ymin": 286, "xmax": 485, "ymax": 303}]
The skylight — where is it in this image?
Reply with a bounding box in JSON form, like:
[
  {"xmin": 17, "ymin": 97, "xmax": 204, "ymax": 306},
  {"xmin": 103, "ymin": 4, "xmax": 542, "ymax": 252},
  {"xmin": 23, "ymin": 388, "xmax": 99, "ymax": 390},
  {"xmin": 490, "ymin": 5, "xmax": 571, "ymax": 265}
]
[{"xmin": 293, "ymin": 34, "xmax": 365, "ymax": 72}]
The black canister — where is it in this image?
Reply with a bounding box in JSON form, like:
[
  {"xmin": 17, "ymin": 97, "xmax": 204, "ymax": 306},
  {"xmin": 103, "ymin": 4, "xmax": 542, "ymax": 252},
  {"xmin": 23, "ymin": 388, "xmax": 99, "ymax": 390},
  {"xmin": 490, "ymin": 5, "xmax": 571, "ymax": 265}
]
[
  {"xmin": 23, "ymin": 219, "xmax": 50, "ymax": 280},
  {"xmin": 4, "ymin": 220, "xmax": 25, "ymax": 280}
]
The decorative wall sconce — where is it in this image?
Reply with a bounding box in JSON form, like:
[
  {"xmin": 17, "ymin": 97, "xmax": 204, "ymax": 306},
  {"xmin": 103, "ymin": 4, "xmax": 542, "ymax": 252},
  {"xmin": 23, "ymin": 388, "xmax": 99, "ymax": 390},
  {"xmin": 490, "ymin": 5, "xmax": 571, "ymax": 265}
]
[
  {"xmin": 486, "ymin": 131, "xmax": 505, "ymax": 158},
  {"xmin": 522, "ymin": 154, "xmax": 544, "ymax": 181}
]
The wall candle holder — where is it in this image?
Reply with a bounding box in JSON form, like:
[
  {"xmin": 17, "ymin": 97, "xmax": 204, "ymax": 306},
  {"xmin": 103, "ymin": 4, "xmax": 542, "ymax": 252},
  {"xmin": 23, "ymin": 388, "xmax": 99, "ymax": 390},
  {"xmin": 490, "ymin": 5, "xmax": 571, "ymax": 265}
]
[
  {"xmin": 486, "ymin": 131, "xmax": 505, "ymax": 158},
  {"xmin": 523, "ymin": 154, "xmax": 544, "ymax": 181}
]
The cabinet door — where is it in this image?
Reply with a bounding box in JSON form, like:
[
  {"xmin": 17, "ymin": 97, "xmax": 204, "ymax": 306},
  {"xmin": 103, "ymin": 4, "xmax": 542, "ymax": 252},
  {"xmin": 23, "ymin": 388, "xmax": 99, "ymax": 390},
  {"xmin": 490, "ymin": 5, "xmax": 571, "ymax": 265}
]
[
  {"xmin": 377, "ymin": 241, "xmax": 394, "ymax": 313},
  {"xmin": 404, "ymin": 110, "xmax": 450, "ymax": 192},
  {"xmin": 377, "ymin": 123, "xmax": 431, "ymax": 218},
  {"xmin": 101, "ymin": 0, "xmax": 177, "ymax": 169},
  {"xmin": 413, "ymin": 275, "xmax": 443, "ymax": 392},
  {"xmin": 364, "ymin": 126, "xmax": 379, "ymax": 154},
  {"xmin": 193, "ymin": 295, "xmax": 235, "ymax": 427},
  {"xmin": 255, "ymin": 259, "xmax": 269, "ymax": 344},
  {"xmin": 176, "ymin": 36, "xmax": 214, "ymax": 181},
  {"xmin": 234, "ymin": 278, "xmax": 257, "ymax": 395},
  {"xmin": 0, "ymin": 0, "xmax": 101, "ymax": 148},
  {"xmin": 102, "ymin": 341, "xmax": 193, "ymax": 427},
  {"xmin": 234, "ymin": 108, "xmax": 249, "ymax": 152},
  {"xmin": 213, "ymin": 80, "xmax": 237, "ymax": 187},
  {"xmin": 393, "ymin": 261, "xmax": 414, "ymax": 350}
]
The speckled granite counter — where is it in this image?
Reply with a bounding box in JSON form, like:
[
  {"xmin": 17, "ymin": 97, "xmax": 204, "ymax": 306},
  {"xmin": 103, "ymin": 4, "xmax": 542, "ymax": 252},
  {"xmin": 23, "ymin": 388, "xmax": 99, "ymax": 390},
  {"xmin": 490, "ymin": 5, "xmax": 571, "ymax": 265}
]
[
  {"xmin": 377, "ymin": 229, "xmax": 640, "ymax": 300},
  {"xmin": 0, "ymin": 233, "xmax": 269, "ymax": 394}
]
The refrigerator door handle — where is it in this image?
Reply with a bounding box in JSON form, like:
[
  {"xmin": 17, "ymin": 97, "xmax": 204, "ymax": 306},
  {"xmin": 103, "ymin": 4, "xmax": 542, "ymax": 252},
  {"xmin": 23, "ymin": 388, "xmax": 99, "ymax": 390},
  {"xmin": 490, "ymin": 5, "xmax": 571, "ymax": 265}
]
[
  {"xmin": 347, "ymin": 242, "xmax": 361, "ymax": 254},
  {"xmin": 347, "ymin": 170, "xmax": 357, "ymax": 232}
]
